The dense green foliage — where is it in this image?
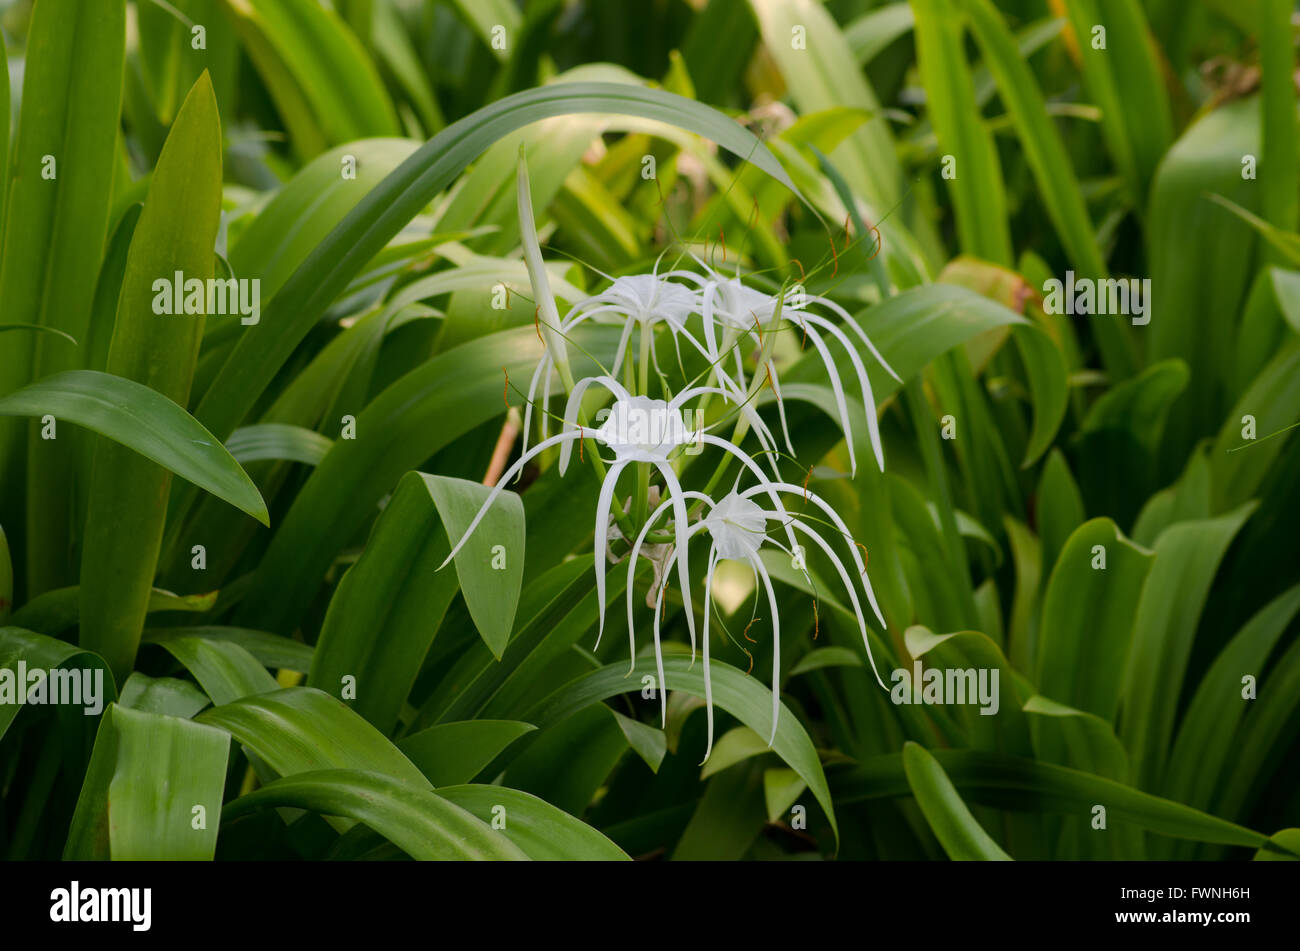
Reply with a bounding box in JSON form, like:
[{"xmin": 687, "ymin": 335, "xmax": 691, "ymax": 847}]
[{"xmin": 1, "ymin": 0, "xmax": 1298, "ymax": 861}]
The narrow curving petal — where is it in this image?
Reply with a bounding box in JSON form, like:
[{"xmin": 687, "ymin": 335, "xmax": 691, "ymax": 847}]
[
  {"xmin": 799, "ymin": 321, "xmax": 857, "ymax": 475},
  {"xmin": 557, "ymin": 375, "xmax": 629, "ymax": 473},
  {"xmin": 749, "ymin": 550, "xmax": 783, "ymax": 746},
  {"xmin": 788, "ymin": 517, "xmax": 887, "ymax": 689},
  {"xmin": 592, "ymin": 461, "xmax": 629, "ymax": 649},
  {"xmin": 808, "ymin": 294, "xmax": 902, "ymax": 382},
  {"xmin": 657, "ymin": 462, "xmax": 698, "ymax": 659},
  {"xmin": 803, "ymin": 311, "xmax": 885, "ymax": 472},
  {"xmin": 700, "ymin": 546, "xmax": 720, "ymax": 764}
]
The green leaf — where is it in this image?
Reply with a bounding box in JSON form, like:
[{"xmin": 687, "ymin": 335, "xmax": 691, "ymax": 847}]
[
  {"xmin": 1120, "ymin": 503, "xmax": 1257, "ymax": 790},
  {"xmin": 1059, "ymin": 0, "xmax": 1172, "ymax": 207},
  {"xmin": 1257, "ymin": 0, "xmax": 1299, "ymax": 248},
  {"xmin": 118, "ymin": 673, "xmax": 211, "ymax": 719},
  {"xmin": 222, "ymin": 769, "xmax": 529, "ymax": 860},
  {"xmin": 789, "ymin": 646, "xmax": 864, "ymax": 677},
  {"xmin": 10, "ymin": 585, "xmax": 217, "ymax": 637},
  {"xmin": 1148, "ymin": 98, "xmax": 1264, "ymax": 462},
  {"xmin": 65, "ymin": 704, "xmax": 229, "ymax": 859},
  {"xmin": 526, "ymin": 656, "xmax": 839, "ymax": 845},
  {"xmin": 763, "ymin": 768, "xmax": 808, "ymax": 823},
  {"xmin": 308, "ymin": 472, "xmax": 465, "ymax": 732},
  {"xmin": 1023, "ymin": 695, "xmax": 1129, "ymax": 782},
  {"xmin": 151, "ymin": 635, "xmax": 280, "ymax": 707},
  {"xmin": 0, "ymin": 625, "xmax": 115, "ymax": 742},
  {"xmin": 1255, "ymin": 829, "xmax": 1300, "ymax": 862},
  {"xmin": 503, "ymin": 704, "xmax": 631, "ymax": 817},
  {"xmin": 424, "ymin": 474, "xmax": 525, "ymax": 658},
  {"xmin": 72, "ymin": 74, "xmax": 230, "ymax": 682},
  {"xmin": 902, "ymin": 742, "xmax": 1012, "ymax": 860},
  {"xmin": 748, "ymin": 0, "xmax": 901, "ymax": 209},
  {"xmin": 0, "ymin": 525, "xmax": 9, "ymax": 623},
  {"xmin": 226, "ymin": 424, "xmax": 334, "ymax": 466},
  {"xmin": 909, "ymin": 0, "xmax": 1011, "ymax": 265},
  {"xmin": 220, "ymin": 0, "xmax": 400, "ymax": 159},
  {"xmin": 236, "ymin": 327, "xmax": 612, "ymax": 636},
  {"xmin": 1164, "ymin": 585, "xmax": 1300, "ymax": 854},
  {"xmin": 433, "ymin": 784, "xmax": 630, "ymax": 860},
  {"xmin": 610, "ymin": 710, "xmax": 667, "ymax": 774},
  {"xmin": 0, "ymin": 0, "xmax": 126, "ymax": 594},
  {"xmin": 1081, "ymin": 359, "xmax": 1189, "ymax": 457},
  {"xmin": 673, "ymin": 759, "xmax": 769, "ymax": 860},
  {"xmin": 144, "ymin": 626, "xmax": 313, "ymax": 673},
  {"xmin": 396, "ymin": 720, "xmax": 537, "ymax": 786},
  {"xmin": 1035, "ymin": 449, "xmax": 1084, "ymax": 579},
  {"xmin": 845, "ymin": 3, "xmax": 915, "ymax": 66},
  {"xmin": 196, "ymin": 686, "xmax": 430, "ymax": 788},
  {"xmin": 447, "ymin": 0, "xmax": 521, "ymax": 61},
  {"xmin": 837, "ymin": 748, "xmax": 1276, "ymax": 851},
  {"xmin": 0, "ymin": 325, "xmax": 78, "ymax": 344},
  {"xmin": 905, "ymin": 626, "xmax": 1032, "ymax": 756},
  {"xmin": 1215, "ymin": 635, "xmax": 1300, "ymax": 830},
  {"xmin": 1210, "ymin": 339, "xmax": 1300, "ymax": 511},
  {"xmin": 0, "ymin": 371, "xmax": 266, "ymax": 527},
  {"xmin": 1271, "ymin": 267, "xmax": 1300, "ymax": 334},
  {"xmin": 1003, "ymin": 516, "xmax": 1041, "ymax": 674},
  {"xmin": 1037, "ymin": 518, "xmax": 1153, "ymax": 722},
  {"xmin": 225, "ymin": 138, "xmax": 419, "ymax": 302},
  {"xmin": 700, "ymin": 727, "xmax": 773, "ymax": 780}
]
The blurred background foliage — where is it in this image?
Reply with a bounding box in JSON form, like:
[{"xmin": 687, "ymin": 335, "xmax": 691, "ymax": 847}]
[{"xmin": 0, "ymin": 0, "xmax": 1298, "ymax": 861}]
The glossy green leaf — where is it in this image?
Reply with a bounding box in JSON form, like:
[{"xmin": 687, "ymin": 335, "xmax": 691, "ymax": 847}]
[
  {"xmin": 396, "ymin": 720, "xmax": 537, "ymax": 786},
  {"xmin": 837, "ymin": 748, "xmax": 1278, "ymax": 852},
  {"xmin": 1120, "ymin": 504, "xmax": 1257, "ymax": 790},
  {"xmin": 434, "ymin": 784, "xmax": 629, "ymax": 860},
  {"xmin": 65, "ymin": 704, "xmax": 229, "ymax": 859},
  {"xmin": 226, "ymin": 424, "xmax": 334, "ymax": 466},
  {"xmin": 308, "ymin": 472, "xmax": 466, "ymax": 731},
  {"xmin": 902, "ymin": 742, "xmax": 1012, "ymax": 860},
  {"xmin": 197, "ymin": 687, "xmax": 429, "ymax": 787},
  {"xmin": 424, "ymin": 474, "xmax": 525, "ymax": 659},
  {"xmin": 910, "ymin": 0, "xmax": 1011, "ymax": 264},
  {"xmin": 0, "ymin": 0, "xmax": 126, "ymax": 595},
  {"xmin": 223, "ymin": 769, "xmax": 529, "ymax": 860},
  {"xmin": 526, "ymin": 655, "xmax": 839, "ymax": 845},
  {"xmin": 10, "ymin": 585, "xmax": 217, "ymax": 637},
  {"xmin": 0, "ymin": 626, "xmax": 115, "ymax": 742},
  {"xmin": 144, "ymin": 626, "xmax": 313, "ymax": 673},
  {"xmin": 118, "ymin": 673, "xmax": 210, "ymax": 719},
  {"xmin": 1037, "ymin": 518, "xmax": 1153, "ymax": 722},
  {"xmin": 1164, "ymin": 585, "xmax": 1300, "ymax": 856},
  {"xmin": 0, "ymin": 371, "xmax": 266, "ymax": 528}
]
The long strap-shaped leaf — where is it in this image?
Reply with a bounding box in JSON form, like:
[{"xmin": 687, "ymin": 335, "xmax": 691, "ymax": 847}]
[
  {"xmin": 835, "ymin": 747, "xmax": 1286, "ymax": 854},
  {"xmin": 0, "ymin": 370, "xmax": 267, "ymax": 527},
  {"xmin": 903, "ymin": 742, "xmax": 1012, "ymax": 860},
  {"xmin": 221, "ymin": 769, "xmax": 530, "ymax": 860},
  {"xmin": 525, "ymin": 655, "xmax": 839, "ymax": 848}
]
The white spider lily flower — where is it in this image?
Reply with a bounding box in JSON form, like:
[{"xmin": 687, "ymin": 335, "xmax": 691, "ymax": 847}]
[
  {"xmin": 675, "ymin": 267, "xmax": 901, "ymax": 476},
  {"xmin": 626, "ymin": 483, "xmax": 887, "ymax": 762},
  {"xmin": 442, "ymin": 374, "xmax": 781, "ymax": 656},
  {"xmin": 520, "ymin": 269, "xmax": 707, "ymax": 457}
]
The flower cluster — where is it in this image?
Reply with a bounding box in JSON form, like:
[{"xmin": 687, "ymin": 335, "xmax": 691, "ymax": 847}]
[{"xmin": 442, "ymin": 155, "xmax": 896, "ymax": 760}]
